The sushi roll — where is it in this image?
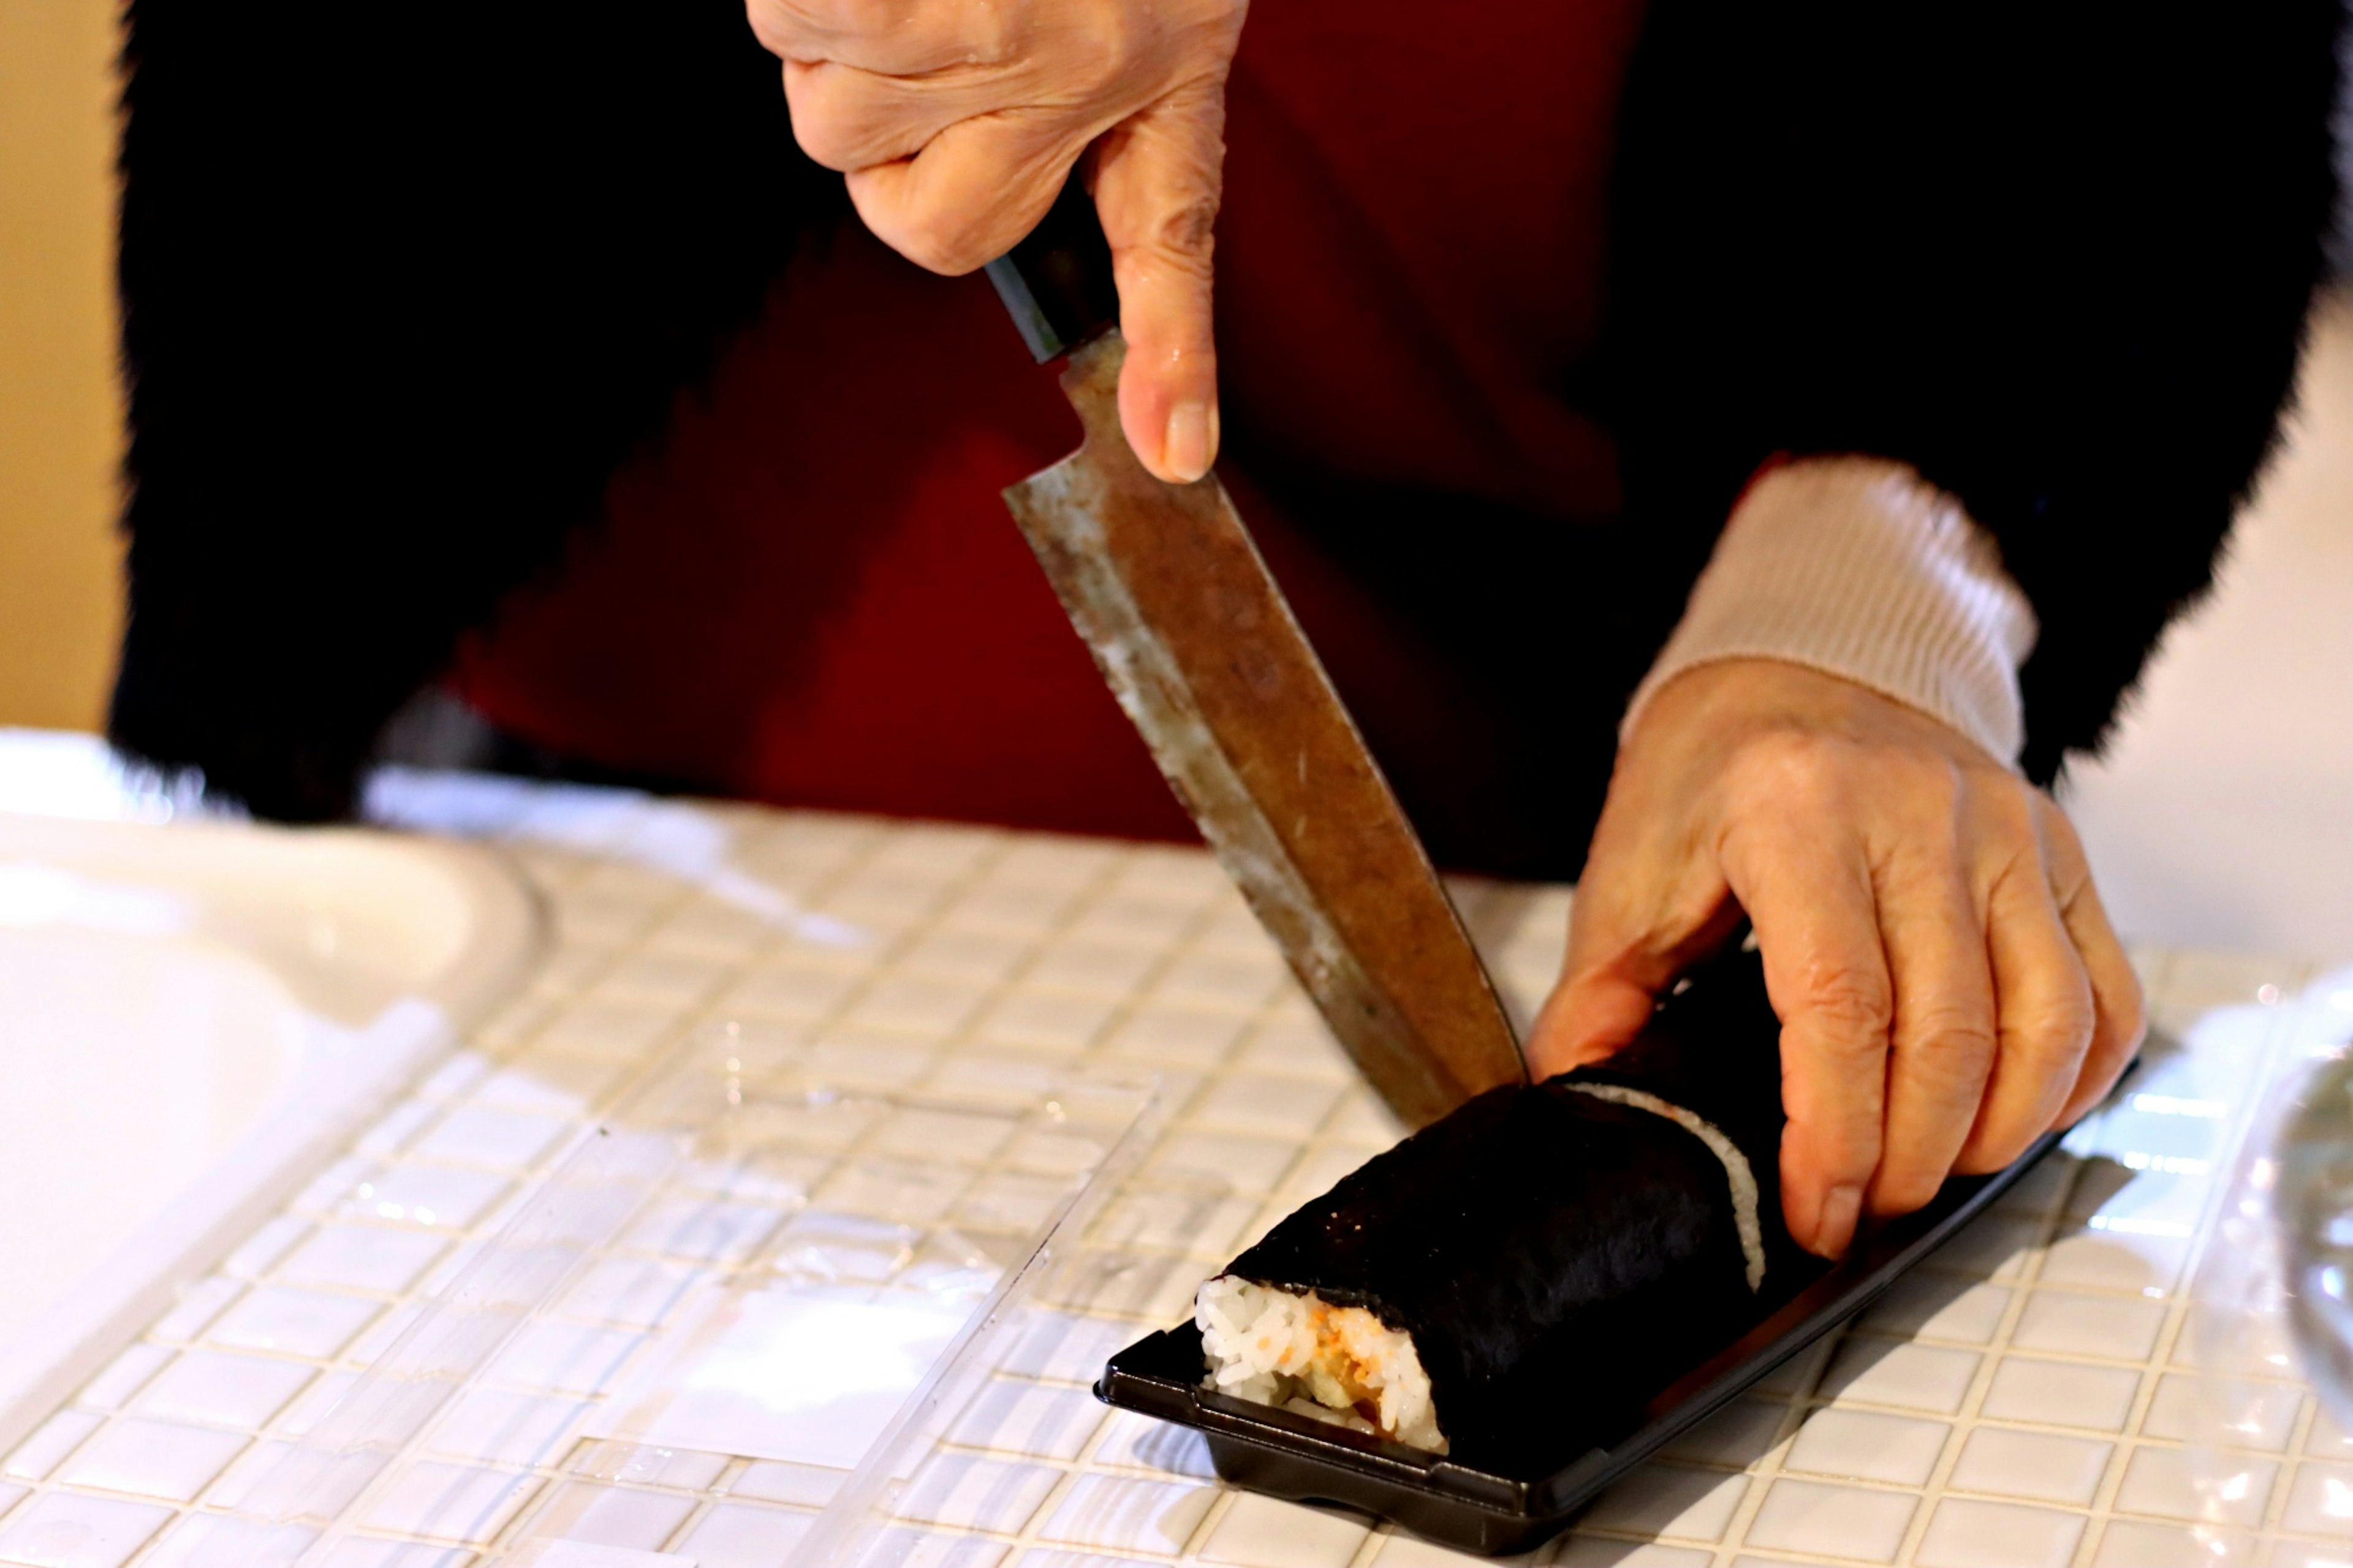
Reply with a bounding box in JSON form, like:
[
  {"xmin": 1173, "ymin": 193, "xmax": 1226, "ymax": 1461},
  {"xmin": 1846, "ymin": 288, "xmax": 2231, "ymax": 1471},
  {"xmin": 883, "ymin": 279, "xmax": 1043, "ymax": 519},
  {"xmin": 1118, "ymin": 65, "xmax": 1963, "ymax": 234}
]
[{"xmin": 1195, "ymin": 945, "xmax": 1823, "ymax": 1471}]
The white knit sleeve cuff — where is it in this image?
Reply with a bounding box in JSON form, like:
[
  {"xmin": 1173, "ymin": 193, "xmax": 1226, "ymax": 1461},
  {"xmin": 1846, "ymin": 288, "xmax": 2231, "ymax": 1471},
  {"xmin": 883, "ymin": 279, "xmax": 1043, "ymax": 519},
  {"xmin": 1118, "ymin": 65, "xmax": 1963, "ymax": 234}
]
[{"xmin": 1621, "ymin": 456, "xmax": 2039, "ymax": 767}]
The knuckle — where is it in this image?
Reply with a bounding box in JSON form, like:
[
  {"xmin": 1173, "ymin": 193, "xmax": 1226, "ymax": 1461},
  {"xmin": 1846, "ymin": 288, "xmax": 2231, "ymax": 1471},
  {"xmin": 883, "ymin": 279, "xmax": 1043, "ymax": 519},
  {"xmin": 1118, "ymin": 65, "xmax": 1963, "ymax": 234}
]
[
  {"xmin": 1727, "ymin": 729, "xmax": 1853, "ymax": 814},
  {"xmin": 1902, "ymin": 1007, "xmax": 1999, "ymax": 1075},
  {"xmin": 1801, "ymin": 969, "xmax": 1895, "ymax": 1052},
  {"xmin": 2009, "ymin": 984, "xmax": 2096, "ymax": 1066}
]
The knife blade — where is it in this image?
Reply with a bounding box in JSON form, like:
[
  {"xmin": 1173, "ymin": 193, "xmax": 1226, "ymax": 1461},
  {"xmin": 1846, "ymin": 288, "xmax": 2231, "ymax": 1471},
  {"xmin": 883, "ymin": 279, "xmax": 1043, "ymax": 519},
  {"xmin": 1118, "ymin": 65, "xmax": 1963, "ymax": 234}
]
[{"xmin": 987, "ymin": 187, "xmax": 1526, "ymax": 1128}]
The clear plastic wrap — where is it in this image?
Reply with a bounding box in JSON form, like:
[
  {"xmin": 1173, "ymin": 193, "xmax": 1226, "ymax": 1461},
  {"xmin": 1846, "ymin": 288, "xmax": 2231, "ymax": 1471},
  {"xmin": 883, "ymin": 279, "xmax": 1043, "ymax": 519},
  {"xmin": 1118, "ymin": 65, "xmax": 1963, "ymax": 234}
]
[
  {"xmin": 170, "ymin": 1023, "xmax": 1157, "ymax": 1567},
  {"xmin": 2191, "ymin": 966, "xmax": 2353, "ymax": 1561}
]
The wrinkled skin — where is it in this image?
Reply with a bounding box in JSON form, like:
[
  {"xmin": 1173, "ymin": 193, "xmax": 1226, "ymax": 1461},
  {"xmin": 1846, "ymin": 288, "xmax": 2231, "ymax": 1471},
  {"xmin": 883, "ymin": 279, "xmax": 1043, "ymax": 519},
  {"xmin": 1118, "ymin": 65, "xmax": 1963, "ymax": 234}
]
[
  {"xmin": 1529, "ymin": 659, "xmax": 2145, "ymax": 1261},
  {"xmin": 745, "ymin": 0, "xmax": 1246, "ymax": 483},
  {"xmin": 741, "ymin": 5, "xmax": 2144, "ymax": 1264}
]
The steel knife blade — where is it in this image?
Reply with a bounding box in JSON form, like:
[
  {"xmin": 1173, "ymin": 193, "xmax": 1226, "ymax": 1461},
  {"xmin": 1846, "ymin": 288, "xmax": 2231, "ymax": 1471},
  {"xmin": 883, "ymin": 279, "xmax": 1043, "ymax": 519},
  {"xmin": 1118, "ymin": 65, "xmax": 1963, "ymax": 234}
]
[{"xmin": 994, "ymin": 298, "xmax": 1526, "ymax": 1126}]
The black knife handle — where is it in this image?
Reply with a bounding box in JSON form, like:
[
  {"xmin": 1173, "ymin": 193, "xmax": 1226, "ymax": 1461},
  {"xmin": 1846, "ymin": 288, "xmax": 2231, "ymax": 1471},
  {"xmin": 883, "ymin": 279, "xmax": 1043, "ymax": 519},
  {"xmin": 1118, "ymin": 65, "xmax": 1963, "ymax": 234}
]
[{"xmin": 985, "ymin": 170, "xmax": 1120, "ymax": 363}]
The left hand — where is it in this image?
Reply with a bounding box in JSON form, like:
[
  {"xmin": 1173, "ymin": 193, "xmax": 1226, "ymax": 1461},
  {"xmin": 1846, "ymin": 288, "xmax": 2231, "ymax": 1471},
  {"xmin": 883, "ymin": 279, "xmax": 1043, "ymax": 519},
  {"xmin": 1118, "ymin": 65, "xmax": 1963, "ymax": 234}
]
[{"xmin": 1526, "ymin": 658, "xmax": 2145, "ymax": 1260}]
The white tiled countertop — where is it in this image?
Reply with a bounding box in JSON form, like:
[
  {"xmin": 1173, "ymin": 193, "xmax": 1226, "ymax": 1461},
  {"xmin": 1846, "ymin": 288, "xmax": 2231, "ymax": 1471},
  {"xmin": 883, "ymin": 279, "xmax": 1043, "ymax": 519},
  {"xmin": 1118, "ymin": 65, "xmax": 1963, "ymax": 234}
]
[{"xmin": 0, "ymin": 771, "xmax": 2344, "ymax": 1568}]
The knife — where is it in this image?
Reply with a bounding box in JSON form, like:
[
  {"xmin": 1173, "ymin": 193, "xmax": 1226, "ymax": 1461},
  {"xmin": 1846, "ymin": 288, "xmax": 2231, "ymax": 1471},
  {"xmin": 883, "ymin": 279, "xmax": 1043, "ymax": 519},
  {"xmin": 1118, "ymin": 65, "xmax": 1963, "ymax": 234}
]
[{"xmin": 987, "ymin": 179, "xmax": 1527, "ymax": 1128}]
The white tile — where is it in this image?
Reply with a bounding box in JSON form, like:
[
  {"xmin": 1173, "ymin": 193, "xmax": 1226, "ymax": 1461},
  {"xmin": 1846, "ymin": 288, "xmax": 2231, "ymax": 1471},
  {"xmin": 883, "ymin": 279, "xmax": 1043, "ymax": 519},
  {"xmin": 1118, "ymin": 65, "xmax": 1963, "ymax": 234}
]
[
  {"xmin": 1555, "ymin": 1544, "xmax": 1711, "ymax": 1568},
  {"xmin": 974, "ymin": 991, "xmax": 1119, "ymax": 1055},
  {"xmin": 135, "ymin": 1351, "xmax": 314, "ymax": 1430},
  {"xmin": 1947, "ymin": 1428, "xmax": 2112, "ymax": 1507},
  {"xmin": 2309, "ymin": 1406, "xmax": 2353, "ymax": 1458},
  {"xmin": 409, "ymin": 1107, "xmax": 572, "ymax": 1169},
  {"xmin": 1018, "ymin": 1555, "xmax": 1173, "ymax": 1568},
  {"xmin": 1979, "ymin": 1357, "xmax": 2142, "ymax": 1431},
  {"xmin": 488, "ymin": 1321, "xmax": 644, "ymax": 1396},
  {"xmin": 2115, "ymin": 1444, "xmax": 2270, "ymax": 1526},
  {"xmin": 1819, "ymin": 1339, "xmax": 1982, "ymax": 1415},
  {"xmin": 520, "ymin": 1482, "xmax": 698, "ymax": 1550},
  {"xmin": 77, "ymin": 1346, "xmax": 173, "ymax": 1412},
  {"xmin": 846, "ymin": 975, "xmax": 990, "ymax": 1036},
  {"xmin": 340, "ymin": 1165, "xmax": 512, "ymax": 1230},
  {"xmin": 1743, "ymin": 1479, "xmax": 1916, "ymax": 1564},
  {"xmin": 947, "ymin": 1379, "xmax": 1107, "ymax": 1461},
  {"xmin": 358, "ymin": 1460, "xmax": 542, "ymax": 1545},
  {"xmin": 1025, "ymin": 941, "xmax": 1162, "ymax": 995},
  {"xmin": 1035, "ymin": 1474, "xmax": 1218, "ymax": 1556},
  {"xmin": 57, "ymin": 1418, "xmax": 248, "ymax": 1502},
  {"xmin": 2280, "ymin": 1460, "xmax": 2353, "ymax": 1536},
  {"xmin": 0, "ymin": 1491, "xmax": 173, "ymax": 1568},
  {"xmin": 275, "ymin": 1224, "xmax": 448, "ymax": 1295},
  {"xmin": 568, "ymin": 1442, "xmax": 730, "ymax": 1491},
  {"xmin": 1152, "ymin": 949, "xmax": 1284, "ymax": 1011},
  {"xmin": 893, "ymin": 1456, "xmax": 1064, "ymax": 1533},
  {"xmin": 2036, "ymin": 1225, "xmax": 2189, "ymax": 1297},
  {"xmin": 1913, "ymin": 1499, "xmax": 2084, "ymax": 1568},
  {"xmin": 1089, "ymin": 1411, "xmax": 1217, "ymax": 1480},
  {"xmin": 224, "ymin": 1216, "xmax": 312, "ymax": 1278},
  {"xmin": 272, "ymin": 1372, "xmax": 358, "ymax": 1437},
  {"xmin": 2009, "ymin": 1290, "xmax": 2166, "ymax": 1361},
  {"xmin": 593, "ymin": 952, "xmax": 730, "ymax": 1008},
  {"xmin": 150, "ymin": 1277, "xmax": 242, "ymax": 1343},
  {"xmin": 874, "ymin": 1108, "xmax": 1016, "ymax": 1164},
  {"xmin": 1577, "ymin": 1463, "xmax": 1746, "ymax": 1542},
  {"xmin": 1148, "ymin": 1133, "xmax": 1298, "ymax": 1193},
  {"xmin": 622, "ymin": 1199, "xmax": 781, "ymax": 1265},
  {"xmin": 1857, "ymin": 1276, "xmax": 2010, "ymax": 1345},
  {"xmin": 1924, "ymin": 1214, "xmax": 2042, "ymax": 1281},
  {"xmin": 425, "ymin": 1388, "xmax": 594, "ymax": 1467},
  {"xmin": 1187, "ymin": 1076, "xmax": 1341, "ymax": 1139},
  {"xmin": 1089, "ymin": 1188, "xmax": 1257, "ymax": 1255},
  {"xmin": 670, "ymin": 1502, "xmax": 813, "ymax": 1568},
  {"xmin": 903, "ymin": 928, "xmax": 1033, "ymax": 985},
  {"xmin": 726, "ymin": 964, "xmax": 861, "ymax": 1023},
  {"xmin": 1783, "ymin": 1409, "xmax": 1950, "ymax": 1487},
  {"xmin": 730, "ymin": 1460, "xmax": 847, "ymax": 1507},
  {"xmin": 2090, "ymin": 1520, "xmax": 2208, "ymax": 1568},
  {"xmin": 2143, "ymin": 1371, "xmax": 2298, "ymax": 1449},
  {"xmin": 1102, "ymin": 1008, "xmax": 1249, "ymax": 1069},
  {"xmin": 207, "ymin": 1287, "xmax": 382, "ymax": 1359},
  {"xmin": 472, "ymin": 1056, "xmax": 626, "ymax": 1119},
  {"xmin": 4, "ymin": 1411, "xmax": 102, "ymax": 1480},
  {"xmin": 1658, "ymin": 1399, "xmax": 1788, "ymax": 1471},
  {"xmin": 1199, "ymin": 1494, "xmax": 1373, "ymax": 1567}
]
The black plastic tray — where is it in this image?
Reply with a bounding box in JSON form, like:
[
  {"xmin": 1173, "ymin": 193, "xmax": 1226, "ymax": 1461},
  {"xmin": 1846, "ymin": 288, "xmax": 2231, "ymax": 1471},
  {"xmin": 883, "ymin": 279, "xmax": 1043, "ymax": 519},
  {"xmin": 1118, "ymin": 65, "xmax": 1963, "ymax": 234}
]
[{"xmin": 1097, "ymin": 1122, "xmax": 2078, "ymax": 1558}]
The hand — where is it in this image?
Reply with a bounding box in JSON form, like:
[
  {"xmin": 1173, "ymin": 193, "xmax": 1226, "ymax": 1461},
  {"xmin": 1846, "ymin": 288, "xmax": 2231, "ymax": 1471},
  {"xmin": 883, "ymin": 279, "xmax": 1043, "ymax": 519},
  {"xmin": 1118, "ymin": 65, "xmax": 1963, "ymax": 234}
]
[
  {"xmin": 745, "ymin": 0, "xmax": 1246, "ymax": 483},
  {"xmin": 1526, "ymin": 659, "xmax": 2145, "ymax": 1260}
]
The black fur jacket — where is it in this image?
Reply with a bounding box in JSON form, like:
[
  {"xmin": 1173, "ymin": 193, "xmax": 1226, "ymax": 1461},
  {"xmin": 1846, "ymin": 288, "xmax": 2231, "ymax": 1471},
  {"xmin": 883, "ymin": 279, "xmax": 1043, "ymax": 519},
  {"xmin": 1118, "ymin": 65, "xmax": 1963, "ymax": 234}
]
[{"xmin": 112, "ymin": 1, "xmax": 2343, "ymax": 841}]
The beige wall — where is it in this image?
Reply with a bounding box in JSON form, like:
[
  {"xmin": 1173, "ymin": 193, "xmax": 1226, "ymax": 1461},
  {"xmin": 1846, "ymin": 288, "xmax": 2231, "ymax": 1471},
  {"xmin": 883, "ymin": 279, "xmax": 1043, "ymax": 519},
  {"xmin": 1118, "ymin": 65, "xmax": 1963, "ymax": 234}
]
[{"xmin": 0, "ymin": 0, "xmax": 124, "ymax": 732}]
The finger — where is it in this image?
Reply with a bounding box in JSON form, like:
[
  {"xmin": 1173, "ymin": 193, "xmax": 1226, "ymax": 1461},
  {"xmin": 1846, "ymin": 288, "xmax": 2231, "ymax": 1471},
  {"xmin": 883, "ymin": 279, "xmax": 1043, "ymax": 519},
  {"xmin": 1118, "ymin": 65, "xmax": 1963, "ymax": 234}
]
[
  {"xmin": 1957, "ymin": 837, "xmax": 2096, "ymax": 1173},
  {"xmin": 749, "ymin": 0, "xmax": 1022, "ymax": 77},
  {"xmin": 846, "ymin": 110, "xmax": 1086, "ymax": 275},
  {"xmin": 784, "ymin": 59, "xmax": 1001, "ymax": 173},
  {"xmin": 1724, "ymin": 810, "xmax": 1892, "ymax": 1261},
  {"xmin": 1865, "ymin": 837, "xmax": 1998, "ymax": 1218},
  {"xmin": 1091, "ymin": 81, "xmax": 1227, "ymax": 483},
  {"xmin": 2040, "ymin": 801, "xmax": 2148, "ymax": 1127},
  {"xmin": 1529, "ymin": 849, "xmax": 1740, "ymax": 1080}
]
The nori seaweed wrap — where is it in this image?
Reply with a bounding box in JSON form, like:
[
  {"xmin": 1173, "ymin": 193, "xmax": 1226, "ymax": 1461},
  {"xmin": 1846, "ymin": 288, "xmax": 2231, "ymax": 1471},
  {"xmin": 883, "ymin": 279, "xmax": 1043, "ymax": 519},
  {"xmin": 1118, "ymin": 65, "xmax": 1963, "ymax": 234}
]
[{"xmin": 1199, "ymin": 945, "xmax": 1827, "ymax": 1472}]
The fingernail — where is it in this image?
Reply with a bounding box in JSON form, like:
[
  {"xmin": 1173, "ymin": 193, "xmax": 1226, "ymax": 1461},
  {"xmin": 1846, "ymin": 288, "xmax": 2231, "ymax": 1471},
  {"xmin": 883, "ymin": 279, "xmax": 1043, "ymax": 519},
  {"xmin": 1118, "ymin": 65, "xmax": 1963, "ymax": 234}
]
[
  {"xmin": 1813, "ymin": 1184, "xmax": 1865, "ymax": 1259},
  {"xmin": 1161, "ymin": 401, "xmax": 1214, "ymax": 483}
]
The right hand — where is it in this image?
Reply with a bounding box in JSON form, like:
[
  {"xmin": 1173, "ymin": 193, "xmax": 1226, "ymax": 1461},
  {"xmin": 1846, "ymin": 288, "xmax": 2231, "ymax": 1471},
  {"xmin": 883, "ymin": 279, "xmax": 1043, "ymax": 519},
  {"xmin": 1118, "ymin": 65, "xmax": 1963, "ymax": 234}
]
[{"xmin": 745, "ymin": 0, "xmax": 1248, "ymax": 484}]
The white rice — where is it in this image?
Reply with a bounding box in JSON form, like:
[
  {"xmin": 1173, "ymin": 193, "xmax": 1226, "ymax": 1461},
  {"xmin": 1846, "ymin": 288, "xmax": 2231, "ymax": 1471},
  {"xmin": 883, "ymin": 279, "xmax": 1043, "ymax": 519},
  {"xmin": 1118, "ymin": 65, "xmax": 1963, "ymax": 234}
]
[
  {"xmin": 1561, "ymin": 1083, "xmax": 1766, "ymax": 1291},
  {"xmin": 1194, "ymin": 1275, "xmax": 1448, "ymax": 1453}
]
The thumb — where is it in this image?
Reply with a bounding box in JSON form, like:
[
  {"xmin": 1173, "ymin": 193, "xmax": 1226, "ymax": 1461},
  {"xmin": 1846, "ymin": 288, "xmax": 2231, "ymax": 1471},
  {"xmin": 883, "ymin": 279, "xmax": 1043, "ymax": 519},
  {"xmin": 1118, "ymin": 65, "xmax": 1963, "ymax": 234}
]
[
  {"xmin": 1089, "ymin": 79, "xmax": 1226, "ymax": 483},
  {"xmin": 1526, "ymin": 855, "xmax": 1741, "ymax": 1080}
]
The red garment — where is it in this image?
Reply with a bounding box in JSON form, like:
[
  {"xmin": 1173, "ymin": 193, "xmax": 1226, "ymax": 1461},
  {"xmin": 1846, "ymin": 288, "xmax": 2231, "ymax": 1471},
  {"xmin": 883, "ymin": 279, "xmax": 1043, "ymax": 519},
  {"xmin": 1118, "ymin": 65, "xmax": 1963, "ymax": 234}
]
[{"xmin": 454, "ymin": 0, "xmax": 1648, "ymax": 840}]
